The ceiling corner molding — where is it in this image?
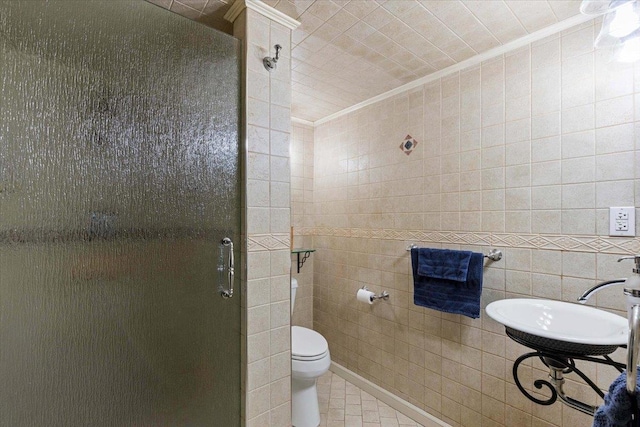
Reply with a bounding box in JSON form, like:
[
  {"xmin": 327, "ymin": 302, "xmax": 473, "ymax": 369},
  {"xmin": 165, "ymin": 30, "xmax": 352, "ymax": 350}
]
[
  {"xmin": 224, "ymin": 0, "xmax": 300, "ymax": 30},
  {"xmin": 291, "ymin": 117, "xmax": 314, "ymax": 127},
  {"xmin": 314, "ymin": 12, "xmax": 596, "ymax": 127},
  {"xmin": 223, "ymin": 0, "xmax": 245, "ymax": 23}
]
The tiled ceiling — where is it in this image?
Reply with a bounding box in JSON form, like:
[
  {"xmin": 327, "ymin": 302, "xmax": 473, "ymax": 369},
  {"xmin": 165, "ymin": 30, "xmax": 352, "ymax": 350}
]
[{"xmin": 150, "ymin": 0, "xmax": 584, "ymax": 122}]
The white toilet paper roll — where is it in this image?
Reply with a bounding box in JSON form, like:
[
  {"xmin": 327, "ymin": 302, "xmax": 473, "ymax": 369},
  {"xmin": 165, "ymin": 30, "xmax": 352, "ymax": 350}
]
[{"xmin": 357, "ymin": 288, "xmax": 375, "ymax": 304}]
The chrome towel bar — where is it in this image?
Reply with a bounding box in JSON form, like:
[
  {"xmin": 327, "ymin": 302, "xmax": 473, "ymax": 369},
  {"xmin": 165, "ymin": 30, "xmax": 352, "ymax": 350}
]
[{"xmin": 405, "ymin": 243, "xmax": 502, "ymax": 262}]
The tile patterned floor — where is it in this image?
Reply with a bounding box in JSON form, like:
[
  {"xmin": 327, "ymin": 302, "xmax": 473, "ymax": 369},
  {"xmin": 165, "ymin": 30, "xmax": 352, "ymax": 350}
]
[{"xmin": 317, "ymin": 370, "xmax": 425, "ymax": 427}]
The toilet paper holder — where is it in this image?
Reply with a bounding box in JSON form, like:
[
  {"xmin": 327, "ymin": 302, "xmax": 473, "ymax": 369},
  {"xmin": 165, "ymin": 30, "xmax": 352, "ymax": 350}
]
[{"xmin": 361, "ymin": 286, "xmax": 390, "ymax": 302}]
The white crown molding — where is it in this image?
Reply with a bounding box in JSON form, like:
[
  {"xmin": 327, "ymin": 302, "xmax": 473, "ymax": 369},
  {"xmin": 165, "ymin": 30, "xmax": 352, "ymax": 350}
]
[
  {"xmin": 291, "ymin": 117, "xmax": 314, "ymax": 127},
  {"xmin": 312, "ymin": 13, "xmax": 595, "ymax": 127},
  {"xmin": 224, "ymin": 0, "xmax": 300, "ymax": 30}
]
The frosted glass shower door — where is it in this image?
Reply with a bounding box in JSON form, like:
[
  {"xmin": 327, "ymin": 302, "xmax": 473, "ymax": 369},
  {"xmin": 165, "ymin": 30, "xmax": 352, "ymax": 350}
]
[{"xmin": 0, "ymin": 1, "xmax": 241, "ymax": 425}]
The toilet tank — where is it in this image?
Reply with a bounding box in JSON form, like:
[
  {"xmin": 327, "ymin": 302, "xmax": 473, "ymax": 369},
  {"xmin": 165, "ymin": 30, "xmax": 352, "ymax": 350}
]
[{"xmin": 291, "ymin": 277, "xmax": 298, "ymax": 315}]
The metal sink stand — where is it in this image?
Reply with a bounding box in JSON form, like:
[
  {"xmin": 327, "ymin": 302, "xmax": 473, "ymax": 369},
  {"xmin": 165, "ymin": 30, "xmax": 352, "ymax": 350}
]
[
  {"xmin": 509, "ymin": 302, "xmax": 640, "ymax": 421},
  {"xmin": 509, "ymin": 333, "xmax": 625, "ymax": 415}
]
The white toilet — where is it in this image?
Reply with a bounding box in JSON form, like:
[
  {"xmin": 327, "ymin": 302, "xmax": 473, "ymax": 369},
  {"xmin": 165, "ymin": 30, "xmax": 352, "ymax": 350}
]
[{"xmin": 291, "ymin": 278, "xmax": 331, "ymax": 427}]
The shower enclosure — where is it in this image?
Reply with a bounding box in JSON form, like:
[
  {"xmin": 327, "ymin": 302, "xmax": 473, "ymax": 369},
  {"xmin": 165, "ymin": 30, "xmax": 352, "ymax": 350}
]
[{"xmin": 0, "ymin": 1, "xmax": 241, "ymax": 425}]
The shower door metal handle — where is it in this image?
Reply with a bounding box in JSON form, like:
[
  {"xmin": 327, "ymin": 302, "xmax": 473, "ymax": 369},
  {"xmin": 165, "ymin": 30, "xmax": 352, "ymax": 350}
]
[{"xmin": 220, "ymin": 237, "xmax": 234, "ymax": 299}]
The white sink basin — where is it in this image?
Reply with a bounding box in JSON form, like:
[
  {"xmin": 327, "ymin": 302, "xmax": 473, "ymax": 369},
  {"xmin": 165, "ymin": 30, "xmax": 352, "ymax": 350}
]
[{"xmin": 486, "ymin": 299, "xmax": 628, "ymax": 354}]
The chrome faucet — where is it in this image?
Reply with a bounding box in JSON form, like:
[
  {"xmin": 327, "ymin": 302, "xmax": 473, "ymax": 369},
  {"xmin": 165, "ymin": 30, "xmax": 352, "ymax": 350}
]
[
  {"xmin": 578, "ymin": 256, "xmax": 640, "ymax": 305},
  {"xmin": 578, "ymin": 255, "xmax": 640, "ymax": 398},
  {"xmin": 577, "ymin": 278, "xmax": 627, "ymax": 304}
]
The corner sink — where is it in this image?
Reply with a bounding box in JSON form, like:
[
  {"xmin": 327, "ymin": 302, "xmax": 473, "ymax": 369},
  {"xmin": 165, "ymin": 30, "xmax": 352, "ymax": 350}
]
[{"xmin": 486, "ymin": 298, "xmax": 628, "ymax": 356}]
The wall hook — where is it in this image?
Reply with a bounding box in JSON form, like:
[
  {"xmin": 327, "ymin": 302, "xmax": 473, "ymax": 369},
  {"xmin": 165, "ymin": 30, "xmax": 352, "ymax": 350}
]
[{"xmin": 263, "ymin": 44, "xmax": 282, "ymax": 72}]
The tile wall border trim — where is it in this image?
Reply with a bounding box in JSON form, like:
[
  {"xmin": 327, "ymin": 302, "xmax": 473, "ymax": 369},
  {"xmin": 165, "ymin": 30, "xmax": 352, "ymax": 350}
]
[
  {"xmin": 247, "ymin": 233, "xmax": 290, "ymax": 251},
  {"xmin": 224, "ymin": 0, "xmax": 301, "ymax": 29},
  {"xmin": 330, "ymin": 362, "xmax": 450, "ymax": 427},
  {"xmin": 292, "ymin": 13, "xmax": 595, "ymax": 127},
  {"xmin": 298, "ymin": 227, "xmax": 640, "ymax": 255}
]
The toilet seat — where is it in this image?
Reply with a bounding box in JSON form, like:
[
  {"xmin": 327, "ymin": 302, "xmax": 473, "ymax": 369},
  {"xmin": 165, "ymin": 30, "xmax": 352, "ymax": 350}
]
[
  {"xmin": 292, "ymin": 326, "xmax": 328, "ymax": 361},
  {"xmin": 293, "ymin": 351, "xmax": 329, "ymax": 362}
]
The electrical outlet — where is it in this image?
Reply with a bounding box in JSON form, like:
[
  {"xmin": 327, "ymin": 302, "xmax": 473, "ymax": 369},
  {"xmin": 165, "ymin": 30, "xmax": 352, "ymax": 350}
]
[
  {"xmin": 610, "ymin": 207, "xmax": 636, "ymax": 236},
  {"xmin": 616, "ymin": 220, "xmax": 629, "ymax": 231}
]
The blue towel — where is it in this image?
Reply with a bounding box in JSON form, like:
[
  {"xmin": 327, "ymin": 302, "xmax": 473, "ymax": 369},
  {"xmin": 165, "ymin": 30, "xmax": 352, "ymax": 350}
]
[
  {"xmin": 411, "ymin": 248, "xmax": 483, "ymax": 319},
  {"xmin": 593, "ymin": 371, "xmax": 640, "ymax": 427},
  {"xmin": 417, "ymin": 248, "xmax": 472, "ymax": 282}
]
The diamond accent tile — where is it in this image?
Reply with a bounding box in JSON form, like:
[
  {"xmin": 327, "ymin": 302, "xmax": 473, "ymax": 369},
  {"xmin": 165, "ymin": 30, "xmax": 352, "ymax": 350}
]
[
  {"xmin": 557, "ymin": 237, "xmax": 582, "ymax": 250},
  {"xmin": 247, "ymin": 234, "xmax": 290, "ymax": 252},
  {"xmin": 494, "ymin": 234, "xmax": 528, "ymax": 247},
  {"xmin": 529, "ymin": 236, "xmax": 551, "ymax": 248},
  {"xmin": 590, "ymin": 238, "xmax": 614, "ymax": 251},
  {"xmin": 399, "ymin": 135, "xmax": 418, "ymax": 156}
]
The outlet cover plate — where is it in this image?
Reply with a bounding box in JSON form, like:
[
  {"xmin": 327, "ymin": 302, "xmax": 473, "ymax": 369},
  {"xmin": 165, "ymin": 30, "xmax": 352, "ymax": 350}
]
[{"xmin": 609, "ymin": 207, "xmax": 636, "ymax": 237}]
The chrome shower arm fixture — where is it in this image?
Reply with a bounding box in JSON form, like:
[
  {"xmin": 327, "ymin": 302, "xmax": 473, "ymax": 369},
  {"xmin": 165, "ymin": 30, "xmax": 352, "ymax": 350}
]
[{"xmin": 263, "ymin": 44, "xmax": 282, "ymax": 72}]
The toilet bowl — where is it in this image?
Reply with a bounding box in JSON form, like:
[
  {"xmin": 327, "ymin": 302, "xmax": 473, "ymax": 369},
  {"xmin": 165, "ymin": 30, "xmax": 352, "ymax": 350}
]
[
  {"xmin": 291, "ymin": 278, "xmax": 331, "ymax": 427},
  {"xmin": 291, "ymin": 326, "xmax": 330, "ymax": 427}
]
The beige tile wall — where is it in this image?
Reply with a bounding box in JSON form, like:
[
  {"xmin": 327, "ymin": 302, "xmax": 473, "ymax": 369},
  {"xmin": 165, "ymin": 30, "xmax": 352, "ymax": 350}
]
[
  {"xmin": 291, "ymin": 123, "xmax": 315, "ymax": 329},
  {"xmin": 304, "ymin": 20, "xmax": 640, "ymax": 427},
  {"xmin": 232, "ymin": 8, "xmax": 293, "ymax": 427}
]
